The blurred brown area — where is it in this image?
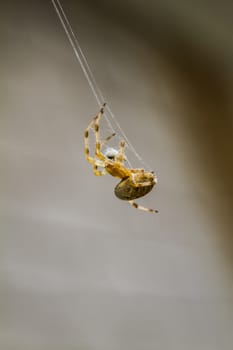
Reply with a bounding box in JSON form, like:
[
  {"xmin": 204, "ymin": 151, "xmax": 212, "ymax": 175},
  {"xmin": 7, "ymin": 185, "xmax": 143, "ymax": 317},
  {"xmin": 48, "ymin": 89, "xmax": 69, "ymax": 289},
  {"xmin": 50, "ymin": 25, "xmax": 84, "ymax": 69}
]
[{"xmin": 0, "ymin": 0, "xmax": 233, "ymax": 349}]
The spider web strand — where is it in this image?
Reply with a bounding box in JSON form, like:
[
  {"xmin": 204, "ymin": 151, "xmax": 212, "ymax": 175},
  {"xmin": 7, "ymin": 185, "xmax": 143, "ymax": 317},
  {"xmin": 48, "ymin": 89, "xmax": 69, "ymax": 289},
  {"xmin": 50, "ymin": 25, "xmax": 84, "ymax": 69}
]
[{"xmin": 51, "ymin": 0, "xmax": 150, "ymax": 170}]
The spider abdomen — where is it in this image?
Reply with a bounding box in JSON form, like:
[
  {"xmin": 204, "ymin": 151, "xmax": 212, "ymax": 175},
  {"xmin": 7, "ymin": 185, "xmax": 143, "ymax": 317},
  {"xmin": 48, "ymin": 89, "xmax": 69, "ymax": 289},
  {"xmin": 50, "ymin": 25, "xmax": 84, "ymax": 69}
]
[{"xmin": 114, "ymin": 177, "xmax": 155, "ymax": 201}]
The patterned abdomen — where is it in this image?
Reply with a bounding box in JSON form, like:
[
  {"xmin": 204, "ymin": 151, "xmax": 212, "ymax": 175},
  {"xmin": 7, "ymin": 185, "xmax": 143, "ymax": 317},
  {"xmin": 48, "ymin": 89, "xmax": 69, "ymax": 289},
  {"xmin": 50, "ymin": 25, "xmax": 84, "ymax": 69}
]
[{"xmin": 114, "ymin": 177, "xmax": 155, "ymax": 201}]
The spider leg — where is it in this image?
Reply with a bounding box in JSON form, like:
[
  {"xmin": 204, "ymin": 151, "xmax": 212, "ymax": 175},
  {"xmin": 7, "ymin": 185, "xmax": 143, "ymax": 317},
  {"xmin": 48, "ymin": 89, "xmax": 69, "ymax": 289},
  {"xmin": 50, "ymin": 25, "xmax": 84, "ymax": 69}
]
[
  {"xmin": 84, "ymin": 103, "xmax": 106, "ymax": 164},
  {"xmin": 93, "ymin": 131, "xmax": 116, "ymax": 175},
  {"xmin": 115, "ymin": 140, "xmax": 126, "ymax": 164},
  {"xmin": 93, "ymin": 103, "xmax": 106, "ymax": 160},
  {"xmin": 84, "ymin": 119, "xmax": 97, "ymax": 164},
  {"xmin": 93, "ymin": 164, "xmax": 107, "ymax": 176},
  {"xmin": 100, "ymin": 132, "xmax": 116, "ymax": 148},
  {"xmin": 84, "ymin": 155, "xmax": 106, "ymax": 177},
  {"xmin": 84, "ymin": 104, "xmax": 109, "ymax": 176},
  {"xmin": 128, "ymin": 200, "xmax": 158, "ymax": 213}
]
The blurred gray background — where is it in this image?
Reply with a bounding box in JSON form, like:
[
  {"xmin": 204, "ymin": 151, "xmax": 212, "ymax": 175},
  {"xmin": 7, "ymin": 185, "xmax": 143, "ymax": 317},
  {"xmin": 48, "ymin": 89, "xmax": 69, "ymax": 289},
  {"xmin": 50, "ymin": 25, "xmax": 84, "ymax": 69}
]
[{"xmin": 1, "ymin": 0, "xmax": 233, "ymax": 349}]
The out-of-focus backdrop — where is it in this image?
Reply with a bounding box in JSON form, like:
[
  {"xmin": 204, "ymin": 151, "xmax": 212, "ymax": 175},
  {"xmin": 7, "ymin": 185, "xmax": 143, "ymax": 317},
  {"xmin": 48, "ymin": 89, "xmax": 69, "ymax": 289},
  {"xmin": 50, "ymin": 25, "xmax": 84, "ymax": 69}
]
[{"xmin": 1, "ymin": 0, "xmax": 233, "ymax": 349}]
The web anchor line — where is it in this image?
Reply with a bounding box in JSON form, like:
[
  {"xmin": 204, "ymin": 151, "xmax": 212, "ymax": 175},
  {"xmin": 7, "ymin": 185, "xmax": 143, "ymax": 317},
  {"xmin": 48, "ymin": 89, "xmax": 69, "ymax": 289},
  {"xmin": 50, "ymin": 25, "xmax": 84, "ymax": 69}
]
[{"xmin": 51, "ymin": 0, "xmax": 150, "ymax": 170}]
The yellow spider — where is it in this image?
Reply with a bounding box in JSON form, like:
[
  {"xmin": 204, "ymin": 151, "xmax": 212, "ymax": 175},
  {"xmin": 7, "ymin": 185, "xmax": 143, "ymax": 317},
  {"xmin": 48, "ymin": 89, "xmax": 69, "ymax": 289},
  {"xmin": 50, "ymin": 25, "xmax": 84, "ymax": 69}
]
[{"xmin": 84, "ymin": 103, "xmax": 158, "ymax": 213}]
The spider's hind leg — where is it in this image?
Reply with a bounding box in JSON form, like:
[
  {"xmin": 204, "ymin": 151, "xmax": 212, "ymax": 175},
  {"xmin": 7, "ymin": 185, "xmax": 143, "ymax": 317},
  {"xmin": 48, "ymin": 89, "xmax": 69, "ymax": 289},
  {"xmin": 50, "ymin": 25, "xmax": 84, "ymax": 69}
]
[{"xmin": 128, "ymin": 200, "xmax": 158, "ymax": 213}]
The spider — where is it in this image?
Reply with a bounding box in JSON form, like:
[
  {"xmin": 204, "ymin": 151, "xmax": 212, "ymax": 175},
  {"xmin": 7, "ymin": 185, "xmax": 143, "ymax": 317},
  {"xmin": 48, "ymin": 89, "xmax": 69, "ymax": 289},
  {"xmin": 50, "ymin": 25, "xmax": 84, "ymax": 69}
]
[{"xmin": 84, "ymin": 103, "xmax": 158, "ymax": 213}]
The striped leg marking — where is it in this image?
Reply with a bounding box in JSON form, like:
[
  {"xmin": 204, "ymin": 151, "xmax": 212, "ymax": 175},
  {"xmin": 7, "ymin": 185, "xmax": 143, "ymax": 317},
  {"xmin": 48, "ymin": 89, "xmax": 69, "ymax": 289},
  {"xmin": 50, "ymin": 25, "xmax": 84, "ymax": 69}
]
[{"xmin": 128, "ymin": 200, "xmax": 158, "ymax": 213}]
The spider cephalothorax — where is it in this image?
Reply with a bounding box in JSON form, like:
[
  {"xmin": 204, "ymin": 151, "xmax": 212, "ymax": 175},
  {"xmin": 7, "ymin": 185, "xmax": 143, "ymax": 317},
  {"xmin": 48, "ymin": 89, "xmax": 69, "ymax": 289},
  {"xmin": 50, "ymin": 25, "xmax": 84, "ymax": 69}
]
[{"xmin": 84, "ymin": 103, "xmax": 158, "ymax": 213}]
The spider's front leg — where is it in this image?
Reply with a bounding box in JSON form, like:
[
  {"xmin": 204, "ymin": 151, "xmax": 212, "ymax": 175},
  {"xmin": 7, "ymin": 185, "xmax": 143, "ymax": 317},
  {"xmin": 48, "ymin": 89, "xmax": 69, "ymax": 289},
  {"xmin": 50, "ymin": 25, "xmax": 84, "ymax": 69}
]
[
  {"xmin": 115, "ymin": 140, "xmax": 126, "ymax": 164},
  {"xmin": 93, "ymin": 103, "xmax": 106, "ymax": 160},
  {"xmin": 100, "ymin": 132, "xmax": 116, "ymax": 148},
  {"xmin": 84, "ymin": 104, "xmax": 109, "ymax": 177},
  {"xmin": 84, "ymin": 120, "xmax": 97, "ymax": 164},
  {"xmin": 84, "ymin": 103, "xmax": 106, "ymax": 165}
]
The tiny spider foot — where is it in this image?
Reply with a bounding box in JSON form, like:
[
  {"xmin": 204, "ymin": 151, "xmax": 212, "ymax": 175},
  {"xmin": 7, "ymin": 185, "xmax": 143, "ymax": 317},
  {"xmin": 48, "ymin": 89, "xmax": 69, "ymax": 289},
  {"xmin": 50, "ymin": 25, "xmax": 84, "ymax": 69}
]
[
  {"xmin": 100, "ymin": 102, "xmax": 106, "ymax": 114},
  {"xmin": 128, "ymin": 200, "xmax": 158, "ymax": 213},
  {"xmin": 95, "ymin": 102, "xmax": 106, "ymax": 123}
]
